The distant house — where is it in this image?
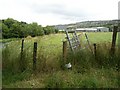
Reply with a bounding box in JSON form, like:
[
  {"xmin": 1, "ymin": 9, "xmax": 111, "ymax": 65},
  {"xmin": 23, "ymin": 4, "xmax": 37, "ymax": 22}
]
[
  {"xmin": 96, "ymin": 27, "xmax": 109, "ymax": 32},
  {"xmin": 76, "ymin": 28, "xmax": 97, "ymax": 32},
  {"xmin": 56, "ymin": 26, "xmax": 109, "ymax": 32}
]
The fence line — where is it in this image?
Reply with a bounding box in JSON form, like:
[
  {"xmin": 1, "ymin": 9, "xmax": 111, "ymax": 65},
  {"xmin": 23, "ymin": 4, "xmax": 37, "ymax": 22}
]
[{"xmin": 18, "ymin": 26, "xmax": 118, "ymax": 72}]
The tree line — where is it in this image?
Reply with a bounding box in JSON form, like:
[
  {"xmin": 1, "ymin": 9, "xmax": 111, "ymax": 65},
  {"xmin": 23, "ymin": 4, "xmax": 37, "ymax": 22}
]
[{"xmin": 1, "ymin": 18, "xmax": 59, "ymax": 39}]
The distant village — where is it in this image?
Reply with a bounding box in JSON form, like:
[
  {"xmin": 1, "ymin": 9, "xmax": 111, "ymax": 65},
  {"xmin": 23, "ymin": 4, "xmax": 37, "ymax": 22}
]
[
  {"xmin": 54, "ymin": 19, "xmax": 120, "ymax": 32},
  {"xmin": 59, "ymin": 27, "xmax": 109, "ymax": 32}
]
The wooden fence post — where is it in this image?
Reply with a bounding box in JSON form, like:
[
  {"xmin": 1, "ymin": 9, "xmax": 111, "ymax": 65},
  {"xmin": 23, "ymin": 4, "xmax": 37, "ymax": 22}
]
[
  {"xmin": 33, "ymin": 42, "xmax": 37, "ymax": 71},
  {"xmin": 63, "ymin": 41, "xmax": 67, "ymax": 62},
  {"xmin": 20, "ymin": 39, "xmax": 24, "ymax": 72},
  {"xmin": 93, "ymin": 43, "xmax": 97, "ymax": 59},
  {"xmin": 111, "ymin": 26, "xmax": 118, "ymax": 55},
  {"xmin": 21, "ymin": 39, "xmax": 24, "ymax": 58}
]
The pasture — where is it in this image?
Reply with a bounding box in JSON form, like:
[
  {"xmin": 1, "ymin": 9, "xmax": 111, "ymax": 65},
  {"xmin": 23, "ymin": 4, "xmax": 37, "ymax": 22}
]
[{"xmin": 2, "ymin": 32, "xmax": 119, "ymax": 88}]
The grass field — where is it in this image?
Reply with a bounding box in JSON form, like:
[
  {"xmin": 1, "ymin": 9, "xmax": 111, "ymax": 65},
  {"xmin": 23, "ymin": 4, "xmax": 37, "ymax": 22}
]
[{"xmin": 2, "ymin": 32, "xmax": 119, "ymax": 88}]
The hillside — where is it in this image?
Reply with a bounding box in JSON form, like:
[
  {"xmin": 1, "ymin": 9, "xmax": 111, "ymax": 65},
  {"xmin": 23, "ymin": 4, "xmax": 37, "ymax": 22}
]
[{"xmin": 54, "ymin": 19, "xmax": 120, "ymax": 30}]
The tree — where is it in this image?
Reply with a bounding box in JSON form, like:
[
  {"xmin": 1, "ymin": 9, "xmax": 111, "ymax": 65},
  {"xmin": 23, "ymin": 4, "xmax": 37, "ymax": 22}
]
[
  {"xmin": 2, "ymin": 18, "xmax": 57, "ymax": 38},
  {"xmin": 43, "ymin": 26, "xmax": 56, "ymax": 35},
  {"xmin": 10, "ymin": 22, "xmax": 22, "ymax": 38},
  {"xmin": 2, "ymin": 23, "xmax": 9, "ymax": 38},
  {"xmin": 3, "ymin": 18, "xmax": 16, "ymax": 28},
  {"xmin": 20, "ymin": 21, "xmax": 29, "ymax": 38},
  {"xmin": 28, "ymin": 22, "xmax": 44, "ymax": 37},
  {"xmin": 55, "ymin": 28, "xmax": 59, "ymax": 33},
  {"xmin": 38, "ymin": 25, "xmax": 44, "ymax": 36}
]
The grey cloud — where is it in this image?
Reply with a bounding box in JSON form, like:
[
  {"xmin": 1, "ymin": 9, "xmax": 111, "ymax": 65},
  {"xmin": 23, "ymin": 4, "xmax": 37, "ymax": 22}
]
[{"xmin": 30, "ymin": 3, "xmax": 89, "ymax": 20}]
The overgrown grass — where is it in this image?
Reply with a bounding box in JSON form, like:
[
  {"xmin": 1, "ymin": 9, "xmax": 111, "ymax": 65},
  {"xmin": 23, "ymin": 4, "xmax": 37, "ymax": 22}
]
[
  {"xmin": 86, "ymin": 32, "xmax": 113, "ymax": 43},
  {"xmin": 2, "ymin": 33, "xmax": 119, "ymax": 88},
  {"xmin": 0, "ymin": 38, "xmax": 21, "ymax": 43},
  {"xmin": 3, "ymin": 68, "xmax": 119, "ymax": 88}
]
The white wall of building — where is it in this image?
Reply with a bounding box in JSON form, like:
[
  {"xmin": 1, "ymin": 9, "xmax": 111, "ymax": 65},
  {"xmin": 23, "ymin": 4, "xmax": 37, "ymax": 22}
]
[{"xmin": 76, "ymin": 27, "xmax": 109, "ymax": 32}]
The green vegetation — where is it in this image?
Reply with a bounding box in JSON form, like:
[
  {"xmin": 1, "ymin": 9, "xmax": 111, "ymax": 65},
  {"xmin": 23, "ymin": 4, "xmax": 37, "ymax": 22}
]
[
  {"xmin": 1, "ymin": 18, "xmax": 58, "ymax": 39},
  {"xmin": 0, "ymin": 38, "xmax": 21, "ymax": 43},
  {"xmin": 86, "ymin": 32, "xmax": 113, "ymax": 43},
  {"xmin": 2, "ymin": 32, "xmax": 119, "ymax": 88}
]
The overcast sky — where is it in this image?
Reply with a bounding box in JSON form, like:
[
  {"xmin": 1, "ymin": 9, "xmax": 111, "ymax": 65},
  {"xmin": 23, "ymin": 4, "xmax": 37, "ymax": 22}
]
[{"xmin": 0, "ymin": 0, "xmax": 119, "ymax": 26}]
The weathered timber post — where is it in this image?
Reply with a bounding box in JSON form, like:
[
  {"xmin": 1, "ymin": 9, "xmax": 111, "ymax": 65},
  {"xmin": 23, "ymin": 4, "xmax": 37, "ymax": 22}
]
[
  {"xmin": 21, "ymin": 39, "xmax": 24, "ymax": 59},
  {"xmin": 33, "ymin": 42, "xmax": 37, "ymax": 71},
  {"xmin": 63, "ymin": 41, "xmax": 67, "ymax": 61},
  {"xmin": 62, "ymin": 41, "xmax": 67, "ymax": 69},
  {"xmin": 111, "ymin": 26, "xmax": 118, "ymax": 55},
  {"xmin": 93, "ymin": 43, "xmax": 97, "ymax": 60},
  {"xmin": 20, "ymin": 39, "xmax": 24, "ymax": 72}
]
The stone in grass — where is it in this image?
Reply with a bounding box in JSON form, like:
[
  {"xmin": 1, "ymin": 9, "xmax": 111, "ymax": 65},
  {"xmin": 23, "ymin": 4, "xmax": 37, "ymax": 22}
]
[
  {"xmin": 31, "ymin": 83, "xmax": 35, "ymax": 86},
  {"xmin": 65, "ymin": 62, "xmax": 72, "ymax": 70}
]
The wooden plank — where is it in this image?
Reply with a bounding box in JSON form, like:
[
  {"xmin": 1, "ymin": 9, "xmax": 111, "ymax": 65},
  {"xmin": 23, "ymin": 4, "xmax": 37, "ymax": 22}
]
[
  {"xmin": 65, "ymin": 30, "xmax": 73, "ymax": 51},
  {"xmin": 67, "ymin": 30, "xmax": 75, "ymax": 33}
]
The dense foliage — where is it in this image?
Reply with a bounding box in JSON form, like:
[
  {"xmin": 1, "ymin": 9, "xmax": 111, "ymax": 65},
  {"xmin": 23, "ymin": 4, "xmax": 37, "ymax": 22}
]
[{"xmin": 1, "ymin": 18, "xmax": 58, "ymax": 38}]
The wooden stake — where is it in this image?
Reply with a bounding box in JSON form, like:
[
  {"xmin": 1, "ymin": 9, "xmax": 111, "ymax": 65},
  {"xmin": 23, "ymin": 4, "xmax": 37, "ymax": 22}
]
[
  {"xmin": 111, "ymin": 26, "xmax": 118, "ymax": 55},
  {"xmin": 33, "ymin": 42, "xmax": 37, "ymax": 71},
  {"xmin": 63, "ymin": 41, "xmax": 67, "ymax": 61},
  {"xmin": 20, "ymin": 39, "xmax": 24, "ymax": 72},
  {"xmin": 93, "ymin": 43, "xmax": 97, "ymax": 59}
]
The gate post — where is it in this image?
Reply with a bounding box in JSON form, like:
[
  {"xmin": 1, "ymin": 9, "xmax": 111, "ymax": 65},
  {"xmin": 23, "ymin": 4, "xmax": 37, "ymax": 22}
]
[{"xmin": 111, "ymin": 26, "xmax": 118, "ymax": 55}]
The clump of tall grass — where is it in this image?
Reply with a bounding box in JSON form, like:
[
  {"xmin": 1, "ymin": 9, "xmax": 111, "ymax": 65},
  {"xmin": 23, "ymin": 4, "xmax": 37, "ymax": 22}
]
[
  {"xmin": 45, "ymin": 73, "xmax": 64, "ymax": 88},
  {"xmin": 2, "ymin": 36, "xmax": 63, "ymax": 74},
  {"xmin": 2, "ymin": 39, "xmax": 33, "ymax": 73},
  {"xmin": 36, "ymin": 44, "xmax": 62, "ymax": 73},
  {"xmin": 2, "ymin": 41, "xmax": 21, "ymax": 73},
  {"xmin": 2, "ymin": 40, "xmax": 32, "ymax": 85},
  {"xmin": 44, "ymin": 67, "xmax": 118, "ymax": 88},
  {"xmin": 95, "ymin": 42, "xmax": 119, "ymax": 69},
  {"xmin": 65, "ymin": 42, "xmax": 119, "ymax": 71}
]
